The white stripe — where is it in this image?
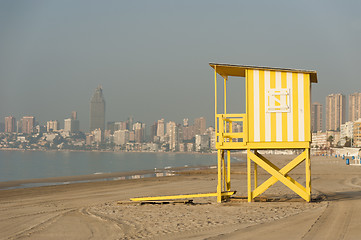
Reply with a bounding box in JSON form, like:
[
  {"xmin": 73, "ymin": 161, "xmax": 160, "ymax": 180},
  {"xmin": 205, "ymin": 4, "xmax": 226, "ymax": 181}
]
[
  {"xmin": 275, "ymin": 72, "xmax": 282, "ymax": 142},
  {"xmin": 287, "ymin": 72, "xmax": 293, "ymax": 141},
  {"xmin": 253, "ymin": 70, "xmax": 260, "ymax": 142},
  {"xmin": 298, "ymin": 73, "xmax": 305, "ymax": 141},
  {"xmin": 265, "ymin": 71, "xmax": 271, "ymax": 142}
]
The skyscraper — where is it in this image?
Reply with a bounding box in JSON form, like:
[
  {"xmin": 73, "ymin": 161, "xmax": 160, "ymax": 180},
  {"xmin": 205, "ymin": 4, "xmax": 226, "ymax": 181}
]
[
  {"xmin": 64, "ymin": 118, "xmax": 79, "ymax": 133},
  {"xmin": 133, "ymin": 122, "xmax": 145, "ymax": 143},
  {"xmin": 22, "ymin": 116, "xmax": 35, "ymax": 134},
  {"xmin": 5, "ymin": 116, "xmax": 16, "ymax": 133},
  {"xmin": 183, "ymin": 118, "xmax": 189, "ymax": 127},
  {"xmin": 47, "ymin": 120, "xmax": 59, "ymax": 132},
  {"xmin": 71, "ymin": 111, "xmax": 77, "ymax": 120},
  {"xmin": 157, "ymin": 118, "xmax": 165, "ymax": 137},
  {"xmin": 349, "ymin": 92, "xmax": 361, "ymax": 122},
  {"xmin": 311, "ymin": 102, "xmax": 323, "ymax": 132},
  {"xmin": 90, "ymin": 86, "xmax": 105, "ymax": 131},
  {"xmin": 194, "ymin": 117, "xmax": 206, "ymax": 135},
  {"xmin": 166, "ymin": 121, "xmax": 179, "ymax": 151},
  {"xmin": 326, "ymin": 94, "xmax": 346, "ymax": 131},
  {"xmin": 150, "ymin": 121, "xmax": 158, "ymax": 142}
]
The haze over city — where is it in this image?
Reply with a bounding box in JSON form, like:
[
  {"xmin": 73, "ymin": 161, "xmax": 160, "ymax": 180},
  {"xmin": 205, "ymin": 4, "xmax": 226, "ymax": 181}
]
[{"xmin": 1, "ymin": 1, "xmax": 361, "ymax": 130}]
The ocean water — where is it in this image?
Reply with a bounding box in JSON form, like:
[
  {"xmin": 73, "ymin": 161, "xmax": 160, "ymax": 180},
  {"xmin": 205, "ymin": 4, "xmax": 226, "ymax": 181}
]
[{"xmin": 0, "ymin": 150, "xmax": 220, "ymax": 182}]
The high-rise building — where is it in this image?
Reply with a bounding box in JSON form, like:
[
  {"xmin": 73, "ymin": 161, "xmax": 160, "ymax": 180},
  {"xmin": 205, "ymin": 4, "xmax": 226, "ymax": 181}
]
[
  {"xmin": 150, "ymin": 122, "xmax": 157, "ymax": 142},
  {"xmin": 107, "ymin": 121, "xmax": 116, "ymax": 133},
  {"xmin": 311, "ymin": 102, "xmax": 323, "ymax": 132},
  {"xmin": 349, "ymin": 92, "xmax": 361, "ymax": 122},
  {"xmin": 182, "ymin": 125, "xmax": 194, "ymax": 141},
  {"xmin": 113, "ymin": 130, "xmax": 129, "ymax": 145},
  {"xmin": 326, "ymin": 94, "xmax": 346, "ymax": 131},
  {"xmin": 5, "ymin": 116, "xmax": 16, "ymax": 133},
  {"xmin": 157, "ymin": 118, "xmax": 165, "ymax": 137},
  {"xmin": 22, "ymin": 116, "xmax": 35, "ymax": 134},
  {"xmin": 353, "ymin": 119, "xmax": 361, "ymax": 147},
  {"xmin": 205, "ymin": 126, "xmax": 216, "ymax": 150},
  {"xmin": 90, "ymin": 86, "xmax": 105, "ymax": 132},
  {"xmin": 71, "ymin": 111, "xmax": 77, "ymax": 120},
  {"xmin": 195, "ymin": 134, "xmax": 210, "ymax": 152},
  {"xmin": 166, "ymin": 121, "xmax": 179, "ymax": 151},
  {"xmin": 129, "ymin": 131, "xmax": 135, "ymax": 142},
  {"xmin": 92, "ymin": 128, "xmax": 103, "ymax": 143},
  {"xmin": 194, "ymin": 117, "xmax": 206, "ymax": 135},
  {"xmin": 340, "ymin": 121, "xmax": 354, "ymax": 146},
  {"xmin": 114, "ymin": 121, "xmax": 127, "ymax": 131},
  {"xmin": 47, "ymin": 120, "xmax": 59, "ymax": 132},
  {"xmin": 17, "ymin": 120, "xmax": 22, "ymax": 133},
  {"xmin": 127, "ymin": 116, "xmax": 134, "ymax": 131},
  {"xmin": 133, "ymin": 122, "xmax": 145, "ymax": 143},
  {"xmin": 183, "ymin": 118, "xmax": 189, "ymax": 127},
  {"xmin": 64, "ymin": 118, "xmax": 79, "ymax": 133}
]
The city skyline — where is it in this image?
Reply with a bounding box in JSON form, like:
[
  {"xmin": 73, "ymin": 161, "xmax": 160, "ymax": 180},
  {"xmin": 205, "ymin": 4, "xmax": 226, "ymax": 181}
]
[
  {"xmin": 3, "ymin": 89, "xmax": 361, "ymax": 150},
  {"xmin": 1, "ymin": 1, "xmax": 361, "ymax": 130},
  {"xmin": 3, "ymin": 90, "xmax": 361, "ymax": 132}
]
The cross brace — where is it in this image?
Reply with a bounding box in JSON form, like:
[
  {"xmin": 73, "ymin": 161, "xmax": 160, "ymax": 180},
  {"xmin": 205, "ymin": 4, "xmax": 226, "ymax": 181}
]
[{"xmin": 247, "ymin": 149, "xmax": 311, "ymax": 202}]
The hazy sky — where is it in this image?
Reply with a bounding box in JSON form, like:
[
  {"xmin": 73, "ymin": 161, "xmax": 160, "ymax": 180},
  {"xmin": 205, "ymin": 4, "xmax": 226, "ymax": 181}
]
[{"xmin": 1, "ymin": 0, "xmax": 360, "ymax": 131}]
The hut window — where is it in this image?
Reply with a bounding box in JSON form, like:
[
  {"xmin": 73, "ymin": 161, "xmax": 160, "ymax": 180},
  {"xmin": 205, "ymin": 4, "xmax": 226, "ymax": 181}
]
[{"xmin": 266, "ymin": 88, "xmax": 290, "ymax": 113}]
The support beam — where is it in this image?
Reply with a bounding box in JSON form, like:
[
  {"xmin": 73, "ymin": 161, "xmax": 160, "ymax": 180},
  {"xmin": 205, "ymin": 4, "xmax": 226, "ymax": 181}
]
[
  {"xmin": 130, "ymin": 191, "xmax": 236, "ymax": 202},
  {"xmin": 306, "ymin": 148, "xmax": 311, "ymax": 202},
  {"xmin": 254, "ymin": 150, "xmax": 258, "ymax": 190},
  {"xmin": 224, "ymin": 77, "xmax": 227, "ymax": 114},
  {"xmin": 248, "ymin": 150, "xmax": 310, "ymax": 201},
  {"xmin": 214, "ymin": 67, "xmax": 217, "ymax": 135},
  {"xmin": 222, "ymin": 150, "xmax": 227, "ymax": 191},
  {"xmin": 254, "ymin": 163, "xmax": 258, "ymax": 190},
  {"xmin": 227, "ymin": 150, "xmax": 231, "ymax": 191},
  {"xmin": 252, "ymin": 151, "xmax": 306, "ymax": 198},
  {"xmin": 217, "ymin": 150, "xmax": 222, "ymax": 203},
  {"xmin": 247, "ymin": 149, "xmax": 252, "ymax": 202}
]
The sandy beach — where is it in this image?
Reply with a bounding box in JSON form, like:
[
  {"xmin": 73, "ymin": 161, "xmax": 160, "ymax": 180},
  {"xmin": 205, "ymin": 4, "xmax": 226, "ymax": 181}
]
[{"xmin": 1, "ymin": 154, "xmax": 361, "ymax": 239}]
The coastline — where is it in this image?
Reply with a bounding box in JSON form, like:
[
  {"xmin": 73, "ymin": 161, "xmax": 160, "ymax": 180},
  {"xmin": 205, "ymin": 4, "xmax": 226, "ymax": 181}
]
[
  {"xmin": 0, "ymin": 164, "xmax": 219, "ymax": 190},
  {"xmin": 0, "ymin": 147, "xmax": 217, "ymax": 155},
  {"xmin": 2, "ymin": 155, "xmax": 361, "ymax": 239}
]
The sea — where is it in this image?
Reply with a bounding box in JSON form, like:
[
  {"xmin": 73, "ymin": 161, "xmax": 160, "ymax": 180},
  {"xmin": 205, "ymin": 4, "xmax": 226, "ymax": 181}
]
[{"xmin": 0, "ymin": 150, "xmax": 221, "ymax": 183}]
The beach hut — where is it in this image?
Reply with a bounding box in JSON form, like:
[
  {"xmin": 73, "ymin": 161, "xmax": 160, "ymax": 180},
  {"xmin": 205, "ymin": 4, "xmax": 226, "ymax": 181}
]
[{"xmin": 210, "ymin": 63, "xmax": 318, "ymax": 202}]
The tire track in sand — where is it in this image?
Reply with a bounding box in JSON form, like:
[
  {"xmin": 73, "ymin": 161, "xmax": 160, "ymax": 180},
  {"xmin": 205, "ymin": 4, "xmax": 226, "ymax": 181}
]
[{"xmin": 303, "ymin": 176, "xmax": 361, "ymax": 240}]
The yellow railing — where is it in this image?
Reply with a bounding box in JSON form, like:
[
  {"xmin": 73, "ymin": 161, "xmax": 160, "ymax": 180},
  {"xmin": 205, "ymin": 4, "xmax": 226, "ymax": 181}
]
[{"xmin": 216, "ymin": 114, "xmax": 247, "ymax": 149}]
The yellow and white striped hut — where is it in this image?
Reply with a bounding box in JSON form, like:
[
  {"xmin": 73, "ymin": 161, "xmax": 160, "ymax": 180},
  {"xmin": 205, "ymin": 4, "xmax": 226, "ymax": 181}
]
[{"xmin": 210, "ymin": 63, "xmax": 317, "ymax": 203}]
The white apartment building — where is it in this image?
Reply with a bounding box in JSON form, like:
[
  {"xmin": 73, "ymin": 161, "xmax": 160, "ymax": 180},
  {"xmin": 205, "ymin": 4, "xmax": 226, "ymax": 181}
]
[
  {"xmin": 113, "ymin": 130, "xmax": 129, "ymax": 146},
  {"xmin": 340, "ymin": 121, "xmax": 354, "ymax": 146},
  {"xmin": 195, "ymin": 134, "xmax": 210, "ymax": 152},
  {"xmin": 46, "ymin": 120, "xmax": 59, "ymax": 132},
  {"xmin": 166, "ymin": 121, "xmax": 178, "ymax": 151}
]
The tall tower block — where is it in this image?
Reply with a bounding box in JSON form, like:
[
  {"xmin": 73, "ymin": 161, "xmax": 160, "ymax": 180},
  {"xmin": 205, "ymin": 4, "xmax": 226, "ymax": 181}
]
[
  {"xmin": 311, "ymin": 102, "xmax": 323, "ymax": 132},
  {"xmin": 326, "ymin": 93, "xmax": 345, "ymax": 131},
  {"xmin": 90, "ymin": 86, "xmax": 105, "ymax": 131}
]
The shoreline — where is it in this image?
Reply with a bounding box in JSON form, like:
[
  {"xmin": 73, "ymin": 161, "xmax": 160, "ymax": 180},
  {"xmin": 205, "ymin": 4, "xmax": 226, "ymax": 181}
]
[
  {"xmin": 0, "ymin": 147, "xmax": 217, "ymax": 155},
  {"xmin": 0, "ymin": 164, "xmax": 219, "ymax": 190},
  {"xmin": 2, "ymin": 155, "xmax": 361, "ymax": 239}
]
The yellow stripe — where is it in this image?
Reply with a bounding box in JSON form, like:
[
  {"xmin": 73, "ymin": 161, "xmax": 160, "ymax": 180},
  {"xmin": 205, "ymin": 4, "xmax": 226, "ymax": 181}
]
[
  {"xmin": 304, "ymin": 73, "xmax": 311, "ymax": 142},
  {"xmin": 259, "ymin": 70, "xmax": 265, "ymax": 142},
  {"xmin": 292, "ymin": 73, "xmax": 299, "ymax": 141},
  {"xmin": 281, "ymin": 72, "xmax": 288, "ymax": 142},
  {"xmin": 270, "ymin": 71, "xmax": 276, "ymax": 142},
  {"xmin": 248, "ymin": 70, "xmax": 254, "ymax": 142},
  {"xmin": 245, "ymin": 70, "xmax": 249, "ymax": 143}
]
